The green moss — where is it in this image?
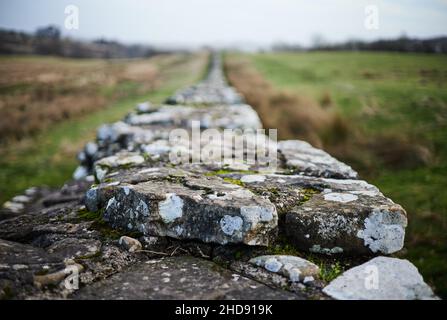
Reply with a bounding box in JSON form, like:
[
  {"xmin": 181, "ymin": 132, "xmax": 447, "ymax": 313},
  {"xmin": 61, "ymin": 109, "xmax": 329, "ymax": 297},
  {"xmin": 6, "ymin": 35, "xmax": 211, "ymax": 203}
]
[
  {"xmin": 300, "ymin": 188, "xmax": 320, "ymax": 203},
  {"xmin": 77, "ymin": 208, "xmax": 121, "ymax": 240},
  {"xmin": 34, "ymin": 269, "xmax": 50, "ymax": 276},
  {"xmin": 318, "ymin": 261, "xmax": 343, "ymax": 283},
  {"xmin": 267, "ymin": 237, "xmax": 301, "ymax": 256},
  {"xmin": 0, "ymin": 286, "xmax": 15, "ymax": 300},
  {"xmin": 223, "ymin": 177, "xmax": 245, "ymax": 187},
  {"xmin": 205, "ymin": 169, "xmax": 258, "ymax": 176},
  {"xmin": 78, "ymin": 208, "xmax": 102, "ymax": 221},
  {"xmin": 75, "ymin": 251, "xmax": 102, "ymax": 261},
  {"xmin": 117, "ymin": 163, "xmax": 136, "ymax": 170},
  {"xmin": 234, "ymin": 251, "xmax": 243, "ymax": 260}
]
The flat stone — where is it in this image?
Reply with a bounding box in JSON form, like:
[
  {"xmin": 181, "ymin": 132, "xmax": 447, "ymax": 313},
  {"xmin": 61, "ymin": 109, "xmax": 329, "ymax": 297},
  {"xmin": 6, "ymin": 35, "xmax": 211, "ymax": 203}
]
[
  {"xmin": 323, "ymin": 257, "xmax": 438, "ymax": 300},
  {"xmin": 0, "ymin": 239, "xmax": 65, "ymax": 299},
  {"xmin": 74, "ymin": 256, "xmax": 300, "ymax": 300},
  {"xmin": 216, "ymin": 173, "xmax": 407, "ymax": 255},
  {"xmin": 278, "ymin": 140, "xmax": 358, "ymax": 179},
  {"xmin": 46, "ymin": 238, "xmax": 101, "ymax": 259},
  {"xmin": 249, "ymin": 255, "xmax": 320, "ymax": 282},
  {"xmin": 94, "ymin": 151, "xmax": 145, "ymax": 181},
  {"xmin": 86, "ymin": 173, "xmax": 278, "ymax": 246},
  {"xmin": 285, "ymin": 192, "xmax": 407, "ymax": 255}
]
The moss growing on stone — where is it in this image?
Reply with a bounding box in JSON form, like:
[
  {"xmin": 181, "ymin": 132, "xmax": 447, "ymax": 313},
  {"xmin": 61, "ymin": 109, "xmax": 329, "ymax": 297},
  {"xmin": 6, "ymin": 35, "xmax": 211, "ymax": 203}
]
[
  {"xmin": 75, "ymin": 250, "xmax": 102, "ymax": 261},
  {"xmin": 78, "ymin": 208, "xmax": 102, "ymax": 221},
  {"xmin": 223, "ymin": 177, "xmax": 245, "ymax": 187},
  {"xmin": 77, "ymin": 208, "xmax": 122, "ymax": 240},
  {"xmin": 318, "ymin": 261, "xmax": 343, "ymax": 283},
  {"xmin": 234, "ymin": 251, "xmax": 243, "ymax": 260},
  {"xmin": 267, "ymin": 236, "xmax": 302, "ymax": 256},
  {"xmin": 166, "ymin": 174, "xmax": 186, "ymax": 184},
  {"xmin": 142, "ymin": 153, "xmax": 151, "ymax": 162},
  {"xmin": 205, "ymin": 169, "xmax": 258, "ymax": 176},
  {"xmin": 300, "ymin": 188, "xmax": 319, "ymax": 203}
]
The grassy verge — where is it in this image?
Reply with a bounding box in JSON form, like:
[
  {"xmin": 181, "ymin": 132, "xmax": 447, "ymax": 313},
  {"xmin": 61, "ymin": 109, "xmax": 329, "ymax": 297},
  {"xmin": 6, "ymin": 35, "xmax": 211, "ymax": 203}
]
[
  {"xmin": 0, "ymin": 52, "xmax": 208, "ymax": 204},
  {"xmin": 225, "ymin": 51, "xmax": 447, "ymax": 297}
]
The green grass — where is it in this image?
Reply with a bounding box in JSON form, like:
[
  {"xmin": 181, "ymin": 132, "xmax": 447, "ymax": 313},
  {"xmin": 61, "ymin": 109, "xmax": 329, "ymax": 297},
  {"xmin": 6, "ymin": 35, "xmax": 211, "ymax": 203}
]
[
  {"xmin": 231, "ymin": 51, "xmax": 447, "ymax": 297},
  {"xmin": 0, "ymin": 53, "xmax": 208, "ymax": 204}
]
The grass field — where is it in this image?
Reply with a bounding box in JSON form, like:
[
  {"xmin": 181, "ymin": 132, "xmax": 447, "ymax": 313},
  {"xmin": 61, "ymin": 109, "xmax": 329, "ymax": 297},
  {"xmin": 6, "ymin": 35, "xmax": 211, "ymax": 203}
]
[
  {"xmin": 0, "ymin": 52, "xmax": 208, "ymax": 204},
  {"xmin": 225, "ymin": 51, "xmax": 447, "ymax": 297}
]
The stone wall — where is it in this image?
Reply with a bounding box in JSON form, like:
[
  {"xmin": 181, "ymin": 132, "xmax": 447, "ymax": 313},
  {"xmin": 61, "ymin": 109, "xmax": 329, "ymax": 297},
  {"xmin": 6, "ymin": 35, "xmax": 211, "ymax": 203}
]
[{"xmin": 0, "ymin": 54, "xmax": 438, "ymax": 300}]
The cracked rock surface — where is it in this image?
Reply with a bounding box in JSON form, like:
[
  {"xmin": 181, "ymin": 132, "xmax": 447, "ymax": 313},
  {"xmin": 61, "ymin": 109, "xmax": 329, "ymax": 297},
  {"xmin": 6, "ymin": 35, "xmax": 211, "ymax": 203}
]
[{"xmin": 0, "ymin": 53, "xmax": 437, "ymax": 300}]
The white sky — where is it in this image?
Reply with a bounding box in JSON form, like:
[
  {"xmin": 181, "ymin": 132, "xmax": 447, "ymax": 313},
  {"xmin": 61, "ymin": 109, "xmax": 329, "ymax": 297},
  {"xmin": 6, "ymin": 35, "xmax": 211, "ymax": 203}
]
[{"xmin": 0, "ymin": 0, "xmax": 446, "ymax": 48}]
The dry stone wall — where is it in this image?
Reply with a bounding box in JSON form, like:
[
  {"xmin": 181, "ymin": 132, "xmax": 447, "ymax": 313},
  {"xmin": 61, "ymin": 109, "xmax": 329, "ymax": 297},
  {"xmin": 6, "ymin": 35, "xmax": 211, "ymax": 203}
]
[{"xmin": 0, "ymin": 54, "xmax": 438, "ymax": 300}]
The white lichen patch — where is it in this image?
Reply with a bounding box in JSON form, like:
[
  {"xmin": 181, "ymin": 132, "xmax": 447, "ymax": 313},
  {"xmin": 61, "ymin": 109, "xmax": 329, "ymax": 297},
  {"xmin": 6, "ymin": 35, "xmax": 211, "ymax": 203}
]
[
  {"xmin": 303, "ymin": 276, "xmax": 314, "ymax": 284},
  {"xmin": 357, "ymin": 207, "xmax": 406, "ymax": 254},
  {"xmin": 158, "ymin": 193, "xmax": 184, "ymax": 224},
  {"xmin": 122, "ymin": 186, "xmax": 131, "ymax": 196},
  {"xmin": 174, "ymin": 225, "xmax": 184, "ymax": 236},
  {"xmin": 313, "ymin": 213, "xmax": 352, "ymax": 240},
  {"xmin": 240, "ymin": 175, "xmax": 266, "ymax": 183},
  {"xmin": 135, "ymin": 199, "xmax": 149, "ymax": 217},
  {"xmin": 106, "ymin": 197, "xmax": 117, "ymax": 211},
  {"xmin": 241, "ymin": 205, "xmax": 276, "ymax": 225},
  {"xmin": 264, "ymin": 258, "xmax": 282, "ymax": 273},
  {"xmin": 249, "ymin": 255, "xmax": 320, "ymax": 283},
  {"xmin": 95, "ymin": 165, "xmax": 108, "ymax": 182},
  {"xmin": 220, "ymin": 215, "xmax": 243, "ymax": 236},
  {"xmin": 350, "ymin": 190, "xmax": 380, "ymax": 197},
  {"xmin": 324, "ymin": 192, "xmax": 358, "ymax": 203}
]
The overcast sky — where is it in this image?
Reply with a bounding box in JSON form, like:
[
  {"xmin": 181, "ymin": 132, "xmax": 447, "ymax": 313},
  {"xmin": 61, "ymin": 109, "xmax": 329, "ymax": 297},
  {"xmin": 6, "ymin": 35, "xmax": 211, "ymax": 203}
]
[{"xmin": 1, "ymin": 0, "xmax": 446, "ymax": 48}]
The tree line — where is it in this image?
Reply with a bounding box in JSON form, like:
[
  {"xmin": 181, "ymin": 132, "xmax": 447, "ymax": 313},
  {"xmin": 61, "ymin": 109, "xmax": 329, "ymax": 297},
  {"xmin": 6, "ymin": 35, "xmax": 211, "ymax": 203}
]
[{"xmin": 0, "ymin": 25, "xmax": 170, "ymax": 59}]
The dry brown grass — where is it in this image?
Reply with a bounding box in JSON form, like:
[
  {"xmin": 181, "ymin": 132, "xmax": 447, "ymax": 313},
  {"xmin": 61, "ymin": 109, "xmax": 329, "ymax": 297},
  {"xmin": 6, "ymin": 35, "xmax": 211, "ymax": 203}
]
[{"xmin": 0, "ymin": 56, "xmax": 163, "ymax": 143}]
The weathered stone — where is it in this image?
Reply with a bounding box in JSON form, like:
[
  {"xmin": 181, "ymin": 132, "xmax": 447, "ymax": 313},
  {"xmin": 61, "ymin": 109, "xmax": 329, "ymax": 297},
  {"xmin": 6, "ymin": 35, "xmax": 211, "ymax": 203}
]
[
  {"xmin": 74, "ymin": 256, "xmax": 300, "ymax": 300},
  {"xmin": 94, "ymin": 151, "xmax": 145, "ymax": 181},
  {"xmin": 136, "ymin": 101, "xmax": 154, "ymax": 114},
  {"xmin": 0, "ymin": 239, "xmax": 66, "ymax": 299},
  {"xmin": 214, "ymin": 172, "xmax": 407, "ymax": 255},
  {"xmin": 285, "ymin": 188, "xmax": 407, "ymax": 255},
  {"xmin": 89, "ymin": 173, "xmax": 278, "ymax": 246},
  {"xmin": 46, "ymin": 238, "xmax": 101, "ymax": 259},
  {"xmin": 278, "ymin": 140, "xmax": 358, "ymax": 179},
  {"xmin": 323, "ymin": 257, "xmax": 439, "ymax": 300},
  {"xmin": 119, "ymin": 236, "xmax": 142, "ymax": 252},
  {"xmin": 249, "ymin": 255, "xmax": 320, "ymax": 283},
  {"xmin": 34, "ymin": 262, "xmax": 84, "ymax": 289},
  {"xmin": 167, "ymin": 55, "xmax": 243, "ymax": 106}
]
